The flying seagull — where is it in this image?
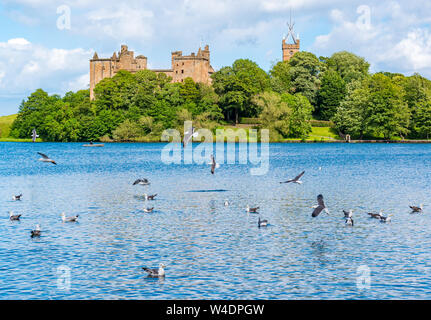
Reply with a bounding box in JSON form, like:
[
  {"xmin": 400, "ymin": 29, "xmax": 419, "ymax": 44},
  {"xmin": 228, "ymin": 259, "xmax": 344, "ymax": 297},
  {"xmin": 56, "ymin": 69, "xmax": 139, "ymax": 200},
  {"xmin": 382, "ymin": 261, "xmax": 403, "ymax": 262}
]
[
  {"xmin": 143, "ymin": 207, "xmax": 154, "ymax": 213},
  {"xmin": 12, "ymin": 194, "xmax": 22, "ymax": 201},
  {"xmin": 61, "ymin": 212, "xmax": 79, "ymax": 222},
  {"xmin": 246, "ymin": 205, "xmax": 259, "ymax": 214},
  {"xmin": 31, "ymin": 128, "xmax": 39, "ymax": 142},
  {"xmin": 311, "ymin": 194, "xmax": 329, "ymax": 217},
  {"xmin": 37, "ymin": 152, "xmax": 56, "ymax": 165},
  {"xmin": 182, "ymin": 127, "xmax": 198, "ymax": 148},
  {"xmin": 210, "ymin": 154, "xmax": 220, "ymax": 174},
  {"xmin": 409, "ymin": 204, "xmax": 423, "ymax": 213},
  {"xmin": 133, "ymin": 179, "xmax": 150, "ymax": 186},
  {"xmin": 142, "ymin": 263, "xmax": 166, "ymax": 277},
  {"xmin": 258, "ymin": 217, "xmax": 268, "ymax": 228},
  {"xmin": 31, "ymin": 225, "xmax": 42, "ymax": 238},
  {"xmin": 144, "ymin": 193, "xmax": 157, "ymax": 201},
  {"xmin": 9, "ymin": 211, "xmax": 21, "ymax": 221},
  {"xmin": 280, "ymin": 171, "xmax": 305, "ymax": 184}
]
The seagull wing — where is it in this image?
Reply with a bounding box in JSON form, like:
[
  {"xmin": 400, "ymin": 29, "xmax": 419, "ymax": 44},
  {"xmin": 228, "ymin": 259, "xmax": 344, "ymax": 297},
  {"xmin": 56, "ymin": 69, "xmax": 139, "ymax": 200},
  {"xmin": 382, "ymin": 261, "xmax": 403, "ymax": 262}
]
[
  {"xmin": 293, "ymin": 170, "xmax": 305, "ymax": 181},
  {"xmin": 211, "ymin": 155, "xmax": 216, "ymax": 174},
  {"xmin": 312, "ymin": 205, "xmax": 324, "ymax": 217},
  {"xmin": 182, "ymin": 127, "xmax": 194, "ymax": 148},
  {"xmin": 133, "ymin": 179, "xmax": 141, "ymax": 185},
  {"xmin": 37, "ymin": 152, "xmax": 49, "ymax": 159},
  {"xmin": 143, "ymin": 267, "xmax": 158, "ymax": 276}
]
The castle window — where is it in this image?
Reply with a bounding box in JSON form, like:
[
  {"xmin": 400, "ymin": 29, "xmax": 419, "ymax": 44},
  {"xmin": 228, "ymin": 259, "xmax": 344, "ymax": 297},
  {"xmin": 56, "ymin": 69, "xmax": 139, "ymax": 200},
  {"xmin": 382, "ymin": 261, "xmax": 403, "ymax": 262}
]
[
  {"xmin": 181, "ymin": 70, "xmax": 184, "ymax": 74},
  {"xmin": 182, "ymin": 62, "xmax": 184, "ymax": 66}
]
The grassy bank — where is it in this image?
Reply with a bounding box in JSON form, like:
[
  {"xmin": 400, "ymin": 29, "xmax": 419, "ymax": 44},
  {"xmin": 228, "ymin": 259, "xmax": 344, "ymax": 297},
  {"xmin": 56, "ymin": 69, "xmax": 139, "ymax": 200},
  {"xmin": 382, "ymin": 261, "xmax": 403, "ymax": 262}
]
[
  {"xmin": 0, "ymin": 114, "xmax": 16, "ymax": 138},
  {"xmin": 0, "ymin": 114, "xmax": 43, "ymax": 142}
]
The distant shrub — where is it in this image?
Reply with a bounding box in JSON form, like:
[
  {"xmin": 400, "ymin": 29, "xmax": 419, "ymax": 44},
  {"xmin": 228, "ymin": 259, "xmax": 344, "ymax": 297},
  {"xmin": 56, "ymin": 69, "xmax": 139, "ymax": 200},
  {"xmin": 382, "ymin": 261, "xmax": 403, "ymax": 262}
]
[
  {"xmin": 240, "ymin": 117, "xmax": 261, "ymax": 124},
  {"xmin": 310, "ymin": 120, "xmax": 335, "ymax": 127}
]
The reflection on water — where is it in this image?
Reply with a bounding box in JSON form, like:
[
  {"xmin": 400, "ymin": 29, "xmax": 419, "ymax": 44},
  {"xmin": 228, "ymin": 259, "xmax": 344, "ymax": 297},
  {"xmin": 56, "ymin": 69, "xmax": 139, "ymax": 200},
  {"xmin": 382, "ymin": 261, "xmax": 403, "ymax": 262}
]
[{"xmin": 0, "ymin": 142, "xmax": 431, "ymax": 299}]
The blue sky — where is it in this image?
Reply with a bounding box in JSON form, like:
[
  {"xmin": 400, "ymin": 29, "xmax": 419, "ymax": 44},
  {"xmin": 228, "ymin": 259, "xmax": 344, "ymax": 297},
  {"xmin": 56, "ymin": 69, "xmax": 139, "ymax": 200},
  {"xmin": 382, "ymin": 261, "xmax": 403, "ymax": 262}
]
[{"xmin": 0, "ymin": 0, "xmax": 430, "ymax": 115}]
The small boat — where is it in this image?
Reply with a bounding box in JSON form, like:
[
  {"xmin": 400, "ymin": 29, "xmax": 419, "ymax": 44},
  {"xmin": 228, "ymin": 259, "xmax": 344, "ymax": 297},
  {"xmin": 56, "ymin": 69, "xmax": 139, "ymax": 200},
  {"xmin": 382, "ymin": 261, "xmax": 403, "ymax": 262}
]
[{"xmin": 83, "ymin": 141, "xmax": 104, "ymax": 147}]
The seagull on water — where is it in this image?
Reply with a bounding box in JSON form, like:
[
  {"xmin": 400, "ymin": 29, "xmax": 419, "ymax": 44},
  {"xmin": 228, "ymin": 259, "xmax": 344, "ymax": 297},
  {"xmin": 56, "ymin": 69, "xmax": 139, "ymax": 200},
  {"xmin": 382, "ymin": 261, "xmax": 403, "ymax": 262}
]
[
  {"xmin": 9, "ymin": 211, "xmax": 21, "ymax": 221},
  {"xmin": 409, "ymin": 204, "xmax": 423, "ymax": 213},
  {"xmin": 258, "ymin": 217, "xmax": 268, "ymax": 228},
  {"xmin": 224, "ymin": 200, "xmax": 229, "ymax": 206},
  {"xmin": 142, "ymin": 263, "xmax": 166, "ymax": 277},
  {"xmin": 144, "ymin": 193, "xmax": 157, "ymax": 201},
  {"xmin": 246, "ymin": 205, "xmax": 259, "ymax": 214},
  {"xmin": 37, "ymin": 152, "xmax": 57, "ymax": 165},
  {"xmin": 12, "ymin": 194, "xmax": 22, "ymax": 201},
  {"xmin": 345, "ymin": 217, "xmax": 354, "ymax": 226},
  {"xmin": 182, "ymin": 127, "xmax": 198, "ymax": 148},
  {"xmin": 343, "ymin": 209, "xmax": 353, "ymax": 218},
  {"xmin": 367, "ymin": 210, "xmax": 383, "ymax": 219},
  {"xmin": 61, "ymin": 212, "xmax": 79, "ymax": 222},
  {"xmin": 280, "ymin": 171, "xmax": 305, "ymax": 184},
  {"xmin": 133, "ymin": 179, "xmax": 150, "ymax": 186},
  {"xmin": 143, "ymin": 207, "xmax": 154, "ymax": 213},
  {"xmin": 31, "ymin": 225, "xmax": 42, "ymax": 237},
  {"xmin": 210, "ymin": 154, "xmax": 220, "ymax": 175},
  {"xmin": 311, "ymin": 194, "xmax": 329, "ymax": 217},
  {"xmin": 380, "ymin": 214, "xmax": 392, "ymax": 223}
]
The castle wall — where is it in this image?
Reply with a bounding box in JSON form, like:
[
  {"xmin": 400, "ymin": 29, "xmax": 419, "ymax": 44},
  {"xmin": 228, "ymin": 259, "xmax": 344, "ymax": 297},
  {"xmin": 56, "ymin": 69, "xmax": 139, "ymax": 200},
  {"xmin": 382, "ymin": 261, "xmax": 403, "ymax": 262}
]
[{"xmin": 89, "ymin": 45, "xmax": 213, "ymax": 100}]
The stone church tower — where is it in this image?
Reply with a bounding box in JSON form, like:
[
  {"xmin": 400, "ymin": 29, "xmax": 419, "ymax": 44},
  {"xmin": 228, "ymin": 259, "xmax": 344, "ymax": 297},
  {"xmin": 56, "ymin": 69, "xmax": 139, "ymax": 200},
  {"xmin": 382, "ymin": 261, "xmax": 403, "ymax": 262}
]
[
  {"xmin": 282, "ymin": 16, "xmax": 300, "ymax": 61},
  {"xmin": 89, "ymin": 44, "xmax": 214, "ymax": 100}
]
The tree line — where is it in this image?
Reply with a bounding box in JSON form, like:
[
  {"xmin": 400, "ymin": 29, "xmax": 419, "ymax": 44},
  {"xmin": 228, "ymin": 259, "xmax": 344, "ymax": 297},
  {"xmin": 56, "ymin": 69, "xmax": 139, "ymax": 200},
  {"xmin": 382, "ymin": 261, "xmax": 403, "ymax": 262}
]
[{"xmin": 10, "ymin": 50, "xmax": 431, "ymax": 141}]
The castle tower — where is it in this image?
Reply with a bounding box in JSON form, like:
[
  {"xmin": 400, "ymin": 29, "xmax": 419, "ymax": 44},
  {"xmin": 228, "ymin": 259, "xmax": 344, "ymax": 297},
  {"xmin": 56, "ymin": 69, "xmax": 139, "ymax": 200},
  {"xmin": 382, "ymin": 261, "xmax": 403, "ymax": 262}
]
[{"xmin": 282, "ymin": 13, "xmax": 300, "ymax": 61}]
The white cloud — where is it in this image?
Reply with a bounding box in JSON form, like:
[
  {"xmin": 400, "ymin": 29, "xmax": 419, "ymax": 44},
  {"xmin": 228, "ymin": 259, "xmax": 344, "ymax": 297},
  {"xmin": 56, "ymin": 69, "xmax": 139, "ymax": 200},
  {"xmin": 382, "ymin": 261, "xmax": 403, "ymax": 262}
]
[
  {"xmin": 311, "ymin": 2, "xmax": 431, "ymax": 78},
  {"xmin": 0, "ymin": 38, "xmax": 91, "ymax": 95}
]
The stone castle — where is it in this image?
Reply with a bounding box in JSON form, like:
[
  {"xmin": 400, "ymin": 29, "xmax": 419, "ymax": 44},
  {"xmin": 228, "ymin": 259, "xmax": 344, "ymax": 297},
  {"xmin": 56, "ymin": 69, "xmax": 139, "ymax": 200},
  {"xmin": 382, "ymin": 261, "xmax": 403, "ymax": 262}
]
[
  {"xmin": 89, "ymin": 24, "xmax": 300, "ymax": 99},
  {"xmin": 90, "ymin": 45, "xmax": 214, "ymax": 99}
]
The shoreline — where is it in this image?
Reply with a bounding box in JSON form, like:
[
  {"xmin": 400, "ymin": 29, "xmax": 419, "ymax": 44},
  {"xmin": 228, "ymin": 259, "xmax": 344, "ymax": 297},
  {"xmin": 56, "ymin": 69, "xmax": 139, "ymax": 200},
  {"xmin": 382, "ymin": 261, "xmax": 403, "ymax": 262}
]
[{"xmin": 2, "ymin": 139, "xmax": 431, "ymax": 144}]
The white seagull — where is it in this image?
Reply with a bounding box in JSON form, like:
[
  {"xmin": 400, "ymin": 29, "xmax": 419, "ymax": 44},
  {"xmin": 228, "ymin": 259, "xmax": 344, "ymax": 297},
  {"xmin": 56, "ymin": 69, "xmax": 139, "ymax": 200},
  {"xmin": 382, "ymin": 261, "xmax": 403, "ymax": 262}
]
[
  {"xmin": 280, "ymin": 171, "xmax": 305, "ymax": 184},
  {"xmin": 37, "ymin": 152, "xmax": 57, "ymax": 165},
  {"xmin": 142, "ymin": 263, "xmax": 166, "ymax": 277},
  {"xmin": 61, "ymin": 212, "xmax": 79, "ymax": 222},
  {"xmin": 182, "ymin": 127, "xmax": 198, "ymax": 148}
]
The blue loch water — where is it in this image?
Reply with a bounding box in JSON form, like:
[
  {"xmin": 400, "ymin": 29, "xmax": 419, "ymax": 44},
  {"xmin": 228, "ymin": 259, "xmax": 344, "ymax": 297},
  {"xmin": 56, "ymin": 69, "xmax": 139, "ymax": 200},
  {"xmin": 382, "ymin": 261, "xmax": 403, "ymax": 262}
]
[{"xmin": 1, "ymin": 142, "xmax": 431, "ymax": 299}]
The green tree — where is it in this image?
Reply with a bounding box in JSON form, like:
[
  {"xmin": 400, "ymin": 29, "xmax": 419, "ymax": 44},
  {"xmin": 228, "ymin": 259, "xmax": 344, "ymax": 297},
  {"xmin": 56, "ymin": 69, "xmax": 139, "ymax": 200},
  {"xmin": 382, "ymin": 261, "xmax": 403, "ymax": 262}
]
[
  {"xmin": 316, "ymin": 69, "xmax": 346, "ymax": 120},
  {"xmin": 333, "ymin": 81, "xmax": 370, "ymax": 139},
  {"xmin": 415, "ymin": 102, "xmax": 431, "ymax": 139},
  {"xmin": 366, "ymin": 74, "xmax": 410, "ymax": 139},
  {"xmin": 112, "ymin": 119, "xmax": 143, "ymax": 141},
  {"xmin": 288, "ymin": 51, "xmax": 321, "ymax": 105},
  {"xmin": 269, "ymin": 61, "xmax": 291, "ymax": 93},
  {"xmin": 212, "ymin": 59, "xmax": 269, "ymax": 123},
  {"xmin": 326, "ymin": 51, "xmax": 370, "ymax": 83}
]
